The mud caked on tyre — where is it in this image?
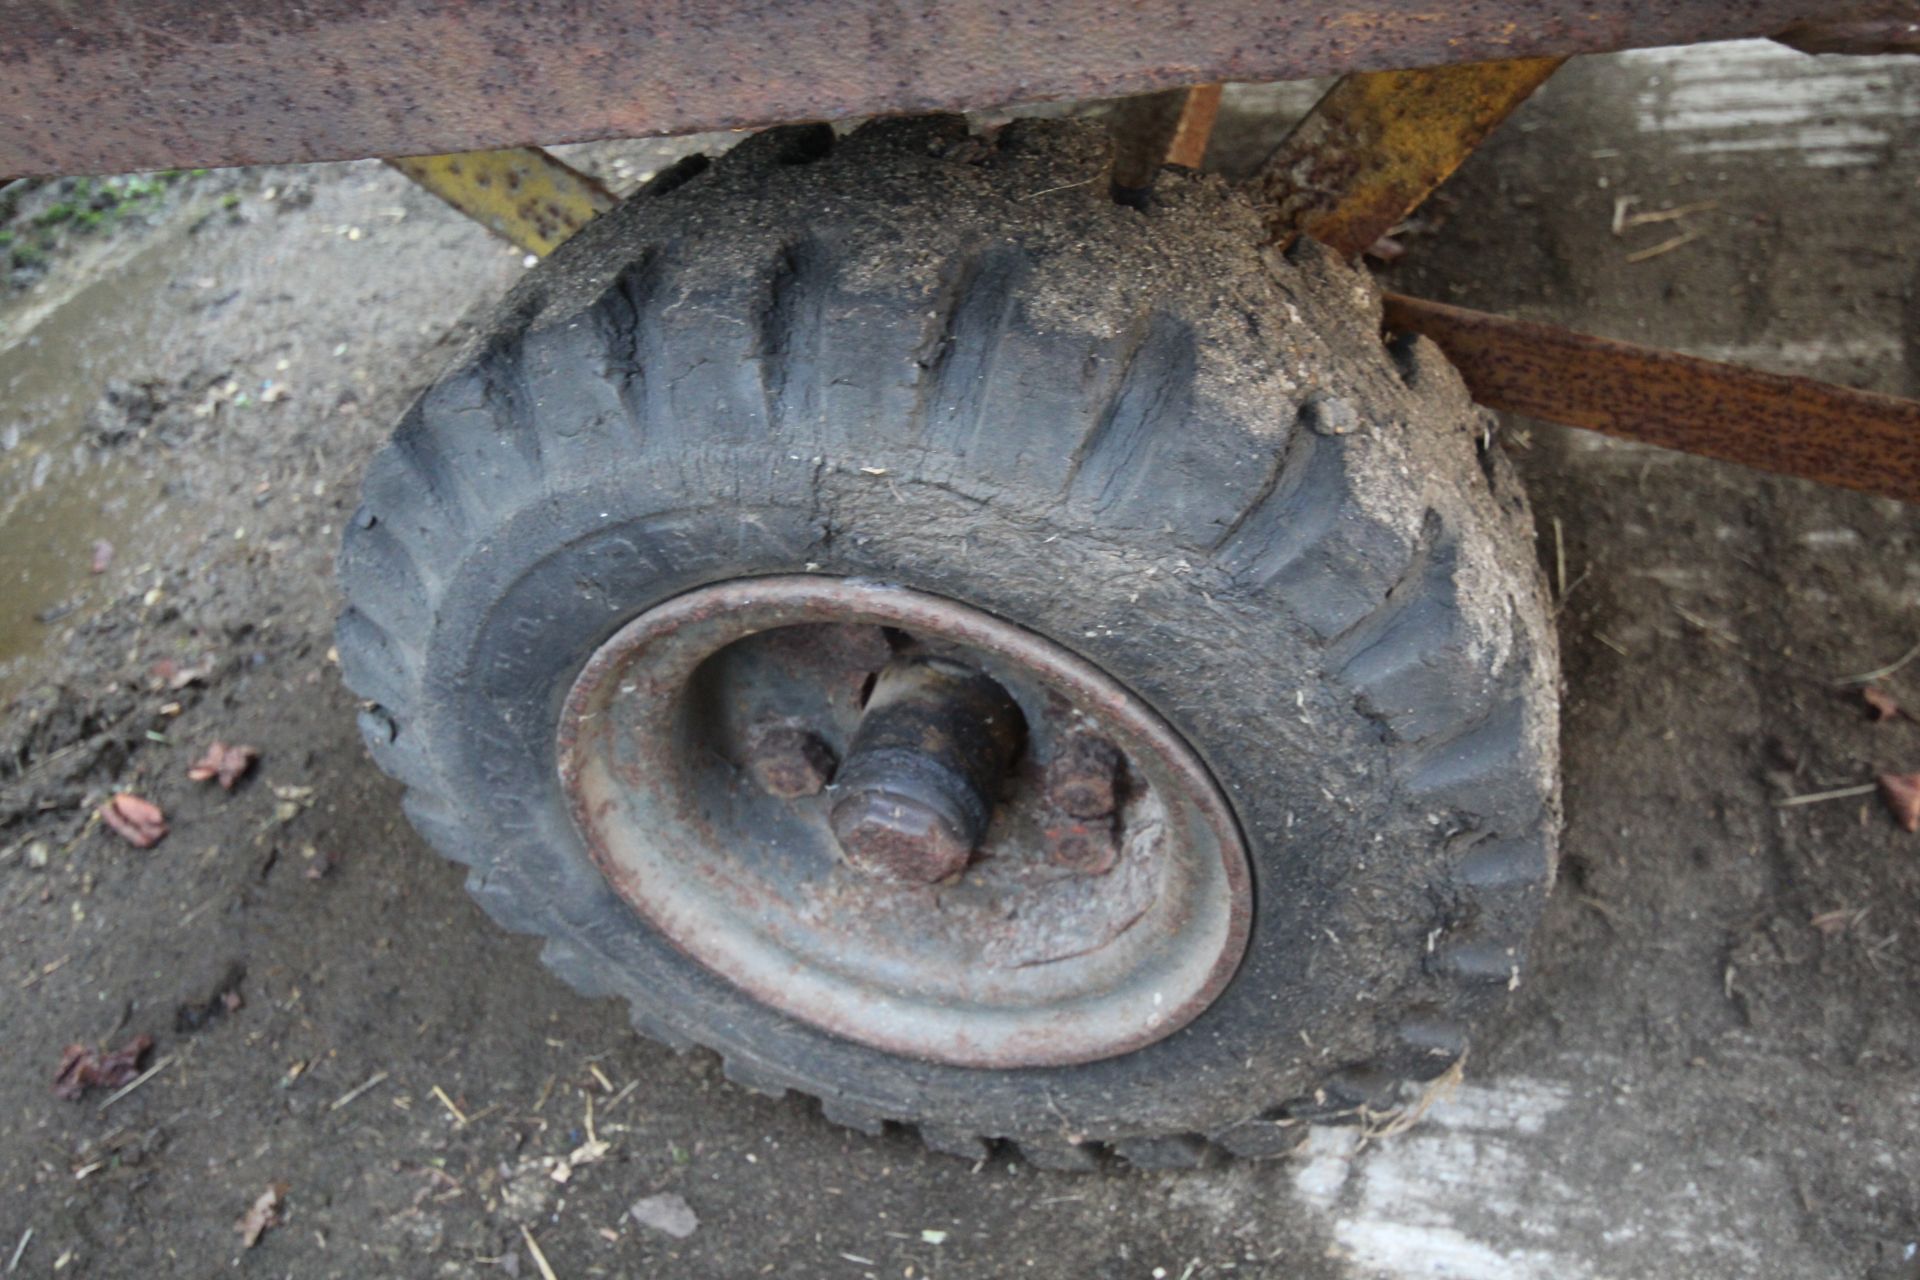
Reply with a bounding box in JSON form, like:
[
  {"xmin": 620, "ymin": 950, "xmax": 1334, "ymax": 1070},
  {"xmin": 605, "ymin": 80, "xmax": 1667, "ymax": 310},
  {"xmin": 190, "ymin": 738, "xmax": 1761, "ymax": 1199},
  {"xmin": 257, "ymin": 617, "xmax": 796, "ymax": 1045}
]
[{"xmin": 336, "ymin": 116, "xmax": 1559, "ymax": 1166}]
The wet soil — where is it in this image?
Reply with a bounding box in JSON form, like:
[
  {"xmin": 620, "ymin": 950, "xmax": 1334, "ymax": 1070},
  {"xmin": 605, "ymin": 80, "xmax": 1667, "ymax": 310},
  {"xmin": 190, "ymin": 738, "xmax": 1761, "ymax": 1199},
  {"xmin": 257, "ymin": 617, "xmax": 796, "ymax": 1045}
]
[{"xmin": 2, "ymin": 43, "xmax": 1917, "ymax": 1279}]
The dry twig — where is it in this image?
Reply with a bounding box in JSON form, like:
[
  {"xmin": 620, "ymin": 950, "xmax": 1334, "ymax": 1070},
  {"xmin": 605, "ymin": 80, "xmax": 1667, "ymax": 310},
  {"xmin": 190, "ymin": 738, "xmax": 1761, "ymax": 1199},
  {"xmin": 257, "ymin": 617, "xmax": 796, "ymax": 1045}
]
[
  {"xmin": 1625, "ymin": 227, "xmax": 1705, "ymax": 263},
  {"xmin": 1837, "ymin": 640, "xmax": 1920, "ymax": 686},
  {"xmin": 97, "ymin": 1054, "xmax": 173, "ymax": 1112},
  {"xmin": 521, "ymin": 1225, "xmax": 561, "ymax": 1280},
  {"xmin": 430, "ymin": 1084, "xmax": 469, "ymax": 1127},
  {"xmin": 1774, "ymin": 783, "xmax": 1878, "ymax": 808},
  {"xmin": 328, "ymin": 1070, "xmax": 389, "ymax": 1112}
]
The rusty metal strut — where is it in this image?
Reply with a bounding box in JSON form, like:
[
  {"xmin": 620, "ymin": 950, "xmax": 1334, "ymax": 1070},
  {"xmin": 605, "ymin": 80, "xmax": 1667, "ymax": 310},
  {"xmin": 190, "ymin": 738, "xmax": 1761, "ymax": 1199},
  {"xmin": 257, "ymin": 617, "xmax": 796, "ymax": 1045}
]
[{"xmin": 1384, "ymin": 294, "xmax": 1920, "ymax": 505}]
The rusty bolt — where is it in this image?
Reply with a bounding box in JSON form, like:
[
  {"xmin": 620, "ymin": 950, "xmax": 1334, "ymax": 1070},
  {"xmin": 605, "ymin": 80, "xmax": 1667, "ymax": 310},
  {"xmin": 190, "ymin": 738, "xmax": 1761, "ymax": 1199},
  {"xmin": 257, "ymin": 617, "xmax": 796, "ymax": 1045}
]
[
  {"xmin": 828, "ymin": 657, "xmax": 1025, "ymax": 884},
  {"xmin": 830, "ymin": 792, "xmax": 976, "ymax": 884},
  {"xmin": 1046, "ymin": 735, "xmax": 1123, "ymax": 820},
  {"xmin": 1045, "ymin": 819, "xmax": 1119, "ymax": 876},
  {"xmin": 745, "ymin": 724, "xmax": 838, "ymax": 798}
]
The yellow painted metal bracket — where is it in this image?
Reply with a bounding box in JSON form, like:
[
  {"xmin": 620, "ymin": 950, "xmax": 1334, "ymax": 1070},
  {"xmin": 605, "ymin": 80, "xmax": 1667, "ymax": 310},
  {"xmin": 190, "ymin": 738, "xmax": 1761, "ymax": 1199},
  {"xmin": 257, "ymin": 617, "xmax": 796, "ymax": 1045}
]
[
  {"xmin": 1250, "ymin": 57, "xmax": 1564, "ymax": 257},
  {"xmin": 386, "ymin": 147, "xmax": 615, "ymax": 257}
]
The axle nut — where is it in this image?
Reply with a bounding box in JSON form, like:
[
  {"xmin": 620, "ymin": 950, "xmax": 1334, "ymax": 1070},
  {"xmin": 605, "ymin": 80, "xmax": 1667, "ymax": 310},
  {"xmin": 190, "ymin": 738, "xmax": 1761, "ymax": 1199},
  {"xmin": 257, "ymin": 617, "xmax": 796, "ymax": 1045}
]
[
  {"xmin": 828, "ymin": 657, "xmax": 1024, "ymax": 883},
  {"xmin": 830, "ymin": 792, "xmax": 976, "ymax": 884}
]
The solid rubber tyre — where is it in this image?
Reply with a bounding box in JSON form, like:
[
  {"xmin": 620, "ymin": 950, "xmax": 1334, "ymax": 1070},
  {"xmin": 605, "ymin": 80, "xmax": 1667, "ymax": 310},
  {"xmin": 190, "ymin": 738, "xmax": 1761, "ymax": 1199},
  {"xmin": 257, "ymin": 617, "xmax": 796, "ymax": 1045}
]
[{"xmin": 336, "ymin": 116, "xmax": 1560, "ymax": 1164}]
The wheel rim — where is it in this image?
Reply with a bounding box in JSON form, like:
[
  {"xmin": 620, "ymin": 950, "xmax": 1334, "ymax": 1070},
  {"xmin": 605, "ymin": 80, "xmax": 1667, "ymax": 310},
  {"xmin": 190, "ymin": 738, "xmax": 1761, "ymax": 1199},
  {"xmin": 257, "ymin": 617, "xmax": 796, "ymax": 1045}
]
[{"xmin": 556, "ymin": 576, "xmax": 1252, "ymax": 1068}]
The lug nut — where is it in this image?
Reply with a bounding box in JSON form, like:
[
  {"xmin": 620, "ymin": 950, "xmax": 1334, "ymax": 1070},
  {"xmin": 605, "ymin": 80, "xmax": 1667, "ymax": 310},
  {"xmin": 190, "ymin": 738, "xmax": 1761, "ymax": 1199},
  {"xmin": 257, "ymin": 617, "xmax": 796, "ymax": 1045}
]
[
  {"xmin": 1046, "ymin": 734, "xmax": 1123, "ymax": 819},
  {"xmin": 745, "ymin": 724, "xmax": 838, "ymax": 798},
  {"xmin": 1045, "ymin": 819, "xmax": 1119, "ymax": 875},
  {"xmin": 829, "ymin": 657, "xmax": 1025, "ymax": 884}
]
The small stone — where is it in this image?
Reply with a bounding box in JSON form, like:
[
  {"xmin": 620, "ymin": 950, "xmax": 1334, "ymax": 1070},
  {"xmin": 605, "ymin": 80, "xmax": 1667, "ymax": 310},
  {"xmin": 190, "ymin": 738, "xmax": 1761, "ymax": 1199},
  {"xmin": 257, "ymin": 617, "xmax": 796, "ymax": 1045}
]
[
  {"xmin": 1302, "ymin": 392, "xmax": 1360, "ymax": 436},
  {"xmin": 25, "ymin": 840, "xmax": 51, "ymax": 869},
  {"xmin": 630, "ymin": 1191, "xmax": 699, "ymax": 1239}
]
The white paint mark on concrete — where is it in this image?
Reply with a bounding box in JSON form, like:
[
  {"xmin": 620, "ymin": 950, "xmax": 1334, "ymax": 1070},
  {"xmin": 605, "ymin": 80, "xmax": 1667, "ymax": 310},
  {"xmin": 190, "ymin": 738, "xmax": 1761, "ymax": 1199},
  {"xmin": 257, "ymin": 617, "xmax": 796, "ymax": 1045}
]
[
  {"xmin": 1273, "ymin": 1066, "xmax": 1794, "ymax": 1278},
  {"xmin": 1619, "ymin": 40, "xmax": 1920, "ymax": 169},
  {"xmin": 1287, "ymin": 1081, "xmax": 1591, "ymax": 1279}
]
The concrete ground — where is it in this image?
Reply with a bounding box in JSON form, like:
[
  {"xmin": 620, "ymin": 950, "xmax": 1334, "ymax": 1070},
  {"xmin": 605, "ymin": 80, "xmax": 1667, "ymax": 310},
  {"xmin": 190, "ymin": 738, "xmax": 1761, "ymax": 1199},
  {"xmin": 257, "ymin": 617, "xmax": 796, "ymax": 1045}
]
[{"xmin": 1, "ymin": 38, "xmax": 1916, "ymax": 1279}]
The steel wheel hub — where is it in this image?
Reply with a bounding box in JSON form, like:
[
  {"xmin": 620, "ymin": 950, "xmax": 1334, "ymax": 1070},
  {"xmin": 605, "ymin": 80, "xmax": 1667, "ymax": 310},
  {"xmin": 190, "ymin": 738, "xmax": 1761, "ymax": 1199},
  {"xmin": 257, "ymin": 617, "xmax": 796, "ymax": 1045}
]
[{"xmin": 557, "ymin": 576, "xmax": 1251, "ymax": 1068}]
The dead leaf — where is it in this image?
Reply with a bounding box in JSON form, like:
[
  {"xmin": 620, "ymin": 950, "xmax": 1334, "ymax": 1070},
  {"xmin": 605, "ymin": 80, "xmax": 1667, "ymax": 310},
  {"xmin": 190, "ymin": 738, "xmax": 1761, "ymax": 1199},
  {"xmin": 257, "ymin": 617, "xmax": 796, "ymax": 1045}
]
[
  {"xmin": 1878, "ymin": 772, "xmax": 1920, "ymax": 832},
  {"xmin": 630, "ymin": 1191, "xmax": 698, "ymax": 1239},
  {"xmin": 89, "ymin": 540, "xmax": 114, "ymax": 574},
  {"xmin": 187, "ymin": 741, "xmax": 259, "ymax": 789},
  {"xmin": 235, "ymin": 1183, "xmax": 288, "ymax": 1248},
  {"xmin": 52, "ymin": 1033, "xmax": 153, "ymax": 1100},
  {"xmin": 1864, "ymin": 686, "xmax": 1903, "ymax": 722},
  {"xmin": 549, "ymin": 1138, "xmax": 611, "ymax": 1183},
  {"xmin": 101, "ymin": 793, "xmax": 168, "ymax": 848}
]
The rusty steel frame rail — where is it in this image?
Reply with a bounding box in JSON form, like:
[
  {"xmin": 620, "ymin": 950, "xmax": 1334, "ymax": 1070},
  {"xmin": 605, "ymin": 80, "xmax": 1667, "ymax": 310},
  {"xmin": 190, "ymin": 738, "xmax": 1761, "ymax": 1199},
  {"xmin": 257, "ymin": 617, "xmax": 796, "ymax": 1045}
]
[
  {"xmin": 1384, "ymin": 294, "xmax": 1920, "ymax": 505},
  {"xmin": 1253, "ymin": 57, "xmax": 1566, "ymax": 257},
  {"xmin": 1774, "ymin": 17, "xmax": 1920, "ymax": 52},
  {"xmin": 4, "ymin": 1, "xmax": 1915, "ymax": 177}
]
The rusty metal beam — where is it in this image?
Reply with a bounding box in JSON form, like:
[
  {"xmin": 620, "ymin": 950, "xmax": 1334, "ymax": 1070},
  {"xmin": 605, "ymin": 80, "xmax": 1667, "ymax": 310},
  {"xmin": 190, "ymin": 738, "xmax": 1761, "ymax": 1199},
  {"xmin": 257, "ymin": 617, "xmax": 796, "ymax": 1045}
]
[
  {"xmin": 3, "ymin": 1, "xmax": 1914, "ymax": 176},
  {"xmin": 1166, "ymin": 85, "xmax": 1225, "ymax": 171},
  {"xmin": 1109, "ymin": 89, "xmax": 1202, "ymax": 199},
  {"xmin": 386, "ymin": 148, "xmax": 614, "ymax": 258},
  {"xmin": 1252, "ymin": 57, "xmax": 1565, "ymax": 257},
  {"xmin": 1383, "ymin": 294, "xmax": 1920, "ymax": 504},
  {"xmin": 1773, "ymin": 18, "xmax": 1920, "ymax": 53},
  {"xmin": 1109, "ymin": 84, "xmax": 1223, "ymax": 202}
]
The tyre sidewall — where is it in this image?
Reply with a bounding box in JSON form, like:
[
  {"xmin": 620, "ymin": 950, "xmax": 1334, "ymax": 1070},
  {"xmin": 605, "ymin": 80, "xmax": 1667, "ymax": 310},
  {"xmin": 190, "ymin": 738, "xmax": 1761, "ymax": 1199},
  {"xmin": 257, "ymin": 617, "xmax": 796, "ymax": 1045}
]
[{"xmin": 416, "ymin": 442, "xmax": 1458, "ymax": 1139}]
